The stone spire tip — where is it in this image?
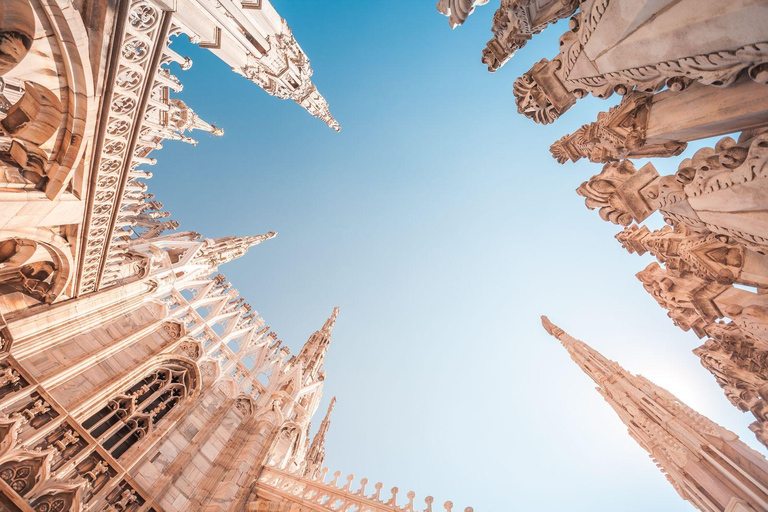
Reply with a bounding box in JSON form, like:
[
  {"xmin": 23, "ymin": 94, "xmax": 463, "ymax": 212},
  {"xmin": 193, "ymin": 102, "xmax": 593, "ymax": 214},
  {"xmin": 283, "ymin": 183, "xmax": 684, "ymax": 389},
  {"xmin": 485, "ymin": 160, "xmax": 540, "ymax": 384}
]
[
  {"xmin": 323, "ymin": 307, "xmax": 340, "ymax": 333},
  {"xmin": 540, "ymin": 315, "xmax": 564, "ymax": 338}
]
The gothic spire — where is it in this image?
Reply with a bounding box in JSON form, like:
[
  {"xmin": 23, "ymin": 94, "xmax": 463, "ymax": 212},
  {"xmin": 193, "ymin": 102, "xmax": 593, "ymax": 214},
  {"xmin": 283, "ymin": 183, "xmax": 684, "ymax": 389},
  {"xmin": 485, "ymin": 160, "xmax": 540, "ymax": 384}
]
[
  {"xmin": 322, "ymin": 306, "xmax": 340, "ymax": 334},
  {"xmin": 304, "ymin": 397, "xmax": 336, "ymax": 477},
  {"xmin": 197, "ymin": 231, "xmax": 277, "ymax": 268},
  {"xmin": 167, "ymin": 98, "xmax": 225, "ymax": 140},
  {"xmin": 298, "ymin": 307, "xmax": 340, "ymax": 380},
  {"xmin": 541, "ymin": 316, "xmax": 768, "ymax": 512},
  {"xmin": 541, "ymin": 315, "xmax": 619, "ymax": 388}
]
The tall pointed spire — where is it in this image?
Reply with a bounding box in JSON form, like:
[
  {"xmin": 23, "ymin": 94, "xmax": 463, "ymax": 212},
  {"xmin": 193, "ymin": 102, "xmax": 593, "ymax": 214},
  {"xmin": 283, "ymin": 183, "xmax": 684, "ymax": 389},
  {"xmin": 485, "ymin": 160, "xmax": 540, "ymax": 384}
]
[
  {"xmin": 304, "ymin": 397, "xmax": 336, "ymax": 478},
  {"xmin": 168, "ymin": 98, "xmax": 225, "ymax": 141},
  {"xmin": 197, "ymin": 231, "xmax": 277, "ymax": 268},
  {"xmin": 322, "ymin": 306, "xmax": 340, "ymax": 333},
  {"xmin": 541, "ymin": 315, "xmax": 620, "ymax": 387},
  {"xmin": 298, "ymin": 307, "xmax": 340, "ymax": 380},
  {"xmin": 542, "ymin": 316, "xmax": 768, "ymax": 512}
]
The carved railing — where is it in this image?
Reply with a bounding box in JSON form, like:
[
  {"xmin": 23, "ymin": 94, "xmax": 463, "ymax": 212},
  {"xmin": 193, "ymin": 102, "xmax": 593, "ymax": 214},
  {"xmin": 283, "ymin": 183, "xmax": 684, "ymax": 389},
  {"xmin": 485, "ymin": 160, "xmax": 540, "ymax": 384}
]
[{"xmin": 258, "ymin": 465, "xmax": 472, "ymax": 512}]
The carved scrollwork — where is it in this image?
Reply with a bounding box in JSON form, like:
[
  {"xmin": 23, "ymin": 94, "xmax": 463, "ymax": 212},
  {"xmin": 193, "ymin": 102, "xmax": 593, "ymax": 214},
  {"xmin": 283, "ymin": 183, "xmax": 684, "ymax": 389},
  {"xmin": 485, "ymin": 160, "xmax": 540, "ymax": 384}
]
[
  {"xmin": 572, "ymin": 43, "xmax": 768, "ymax": 97},
  {"xmin": 513, "ymin": 67, "xmax": 559, "ymax": 125},
  {"xmin": 576, "ymin": 160, "xmax": 637, "ymax": 225}
]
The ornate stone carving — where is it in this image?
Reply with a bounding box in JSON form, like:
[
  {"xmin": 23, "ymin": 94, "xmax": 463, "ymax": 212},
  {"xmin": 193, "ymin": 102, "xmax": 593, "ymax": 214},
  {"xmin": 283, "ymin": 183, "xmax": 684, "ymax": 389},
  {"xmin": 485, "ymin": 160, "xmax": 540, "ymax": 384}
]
[
  {"xmin": 694, "ymin": 335, "xmax": 768, "ymax": 448},
  {"xmin": 578, "ymin": 131, "xmax": 768, "ymax": 252},
  {"xmin": 0, "ymin": 450, "xmax": 53, "ymax": 497},
  {"xmin": 482, "ymin": 0, "xmax": 580, "ymax": 72},
  {"xmin": 550, "ymin": 92, "xmax": 687, "ymax": 163},
  {"xmin": 615, "ymin": 224, "xmax": 763, "ymax": 288},
  {"xmin": 235, "ymin": 397, "xmax": 254, "ymax": 417},
  {"xmin": 569, "ymin": 42, "xmax": 768, "ymax": 98},
  {"xmin": 79, "ymin": 0, "xmax": 169, "ymax": 294},
  {"xmin": 177, "ymin": 341, "xmax": 200, "ymax": 360},
  {"xmin": 513, "ymin": 58, "xmax": 576, "ymax": 125},
  {"xmin": 507, "ymin": 2, "xmax": 768, "ymax": 124},
  {"xmin": 238, "ymin": 20, "xmax": 339, "ymax": 131},
  {"xmin": 162, "ymin": 321, "xmax": 183, "ymax": 341},
  {"xmin": 576, "ymin": 160, "xmax": 639, "ymax": 225},
  {"xmin": 636, "ymin": 262, "xmax": 720, "ymax": 338},
  {"xmin": 82, "ymin": 459, "xmax": 109, "ymax": 485},
  {"xmin": 17, "ymin": 399, "xmax": 51, "ymax": 425},
  {"xmin": 30, "ymin": 485, "xmax": 82, "ymax": 512},
  {"xmin": 436, "ymin": 0, "xmax": 490, "ymax": 28},
  {"xmin": 104, "ymin": 487, "xmax": 138, "ymax": 512}
]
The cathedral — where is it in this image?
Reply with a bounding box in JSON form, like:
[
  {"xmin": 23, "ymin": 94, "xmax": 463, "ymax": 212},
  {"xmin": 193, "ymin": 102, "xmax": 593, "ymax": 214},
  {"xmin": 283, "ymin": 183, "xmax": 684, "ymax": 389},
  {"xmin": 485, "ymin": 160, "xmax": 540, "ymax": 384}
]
[{"xmin": 0, "ymin": 0, "xmax": 765, "ymax": 510}]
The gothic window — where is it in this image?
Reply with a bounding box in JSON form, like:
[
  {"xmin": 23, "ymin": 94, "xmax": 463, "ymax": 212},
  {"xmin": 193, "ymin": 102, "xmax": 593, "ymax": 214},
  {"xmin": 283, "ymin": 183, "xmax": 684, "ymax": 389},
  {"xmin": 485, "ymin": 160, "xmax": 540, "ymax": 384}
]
[{"xmin": 82, "ymin": 362, "xmax": 196, "ymax": 459}]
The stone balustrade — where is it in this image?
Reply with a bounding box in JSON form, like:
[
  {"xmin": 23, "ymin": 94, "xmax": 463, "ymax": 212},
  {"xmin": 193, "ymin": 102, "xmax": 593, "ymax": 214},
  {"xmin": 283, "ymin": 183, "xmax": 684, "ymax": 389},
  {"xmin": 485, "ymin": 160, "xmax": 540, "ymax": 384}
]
[{"xmin": 258, "ymin": 465, "xmax": 473, "ymax": 512}]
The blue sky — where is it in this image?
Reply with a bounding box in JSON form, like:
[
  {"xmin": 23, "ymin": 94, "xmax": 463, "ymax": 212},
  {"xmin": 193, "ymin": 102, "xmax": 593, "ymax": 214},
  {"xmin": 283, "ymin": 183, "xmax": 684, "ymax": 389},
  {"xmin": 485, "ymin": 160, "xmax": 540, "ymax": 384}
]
[{"xmin": 148, "ymin": 2, "xmax": 766, "ymax": 510}]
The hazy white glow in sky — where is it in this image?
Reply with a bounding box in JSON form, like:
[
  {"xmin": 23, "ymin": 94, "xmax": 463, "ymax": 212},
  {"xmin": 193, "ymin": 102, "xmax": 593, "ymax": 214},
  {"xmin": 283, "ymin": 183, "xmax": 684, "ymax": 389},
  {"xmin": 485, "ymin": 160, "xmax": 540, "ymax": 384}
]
[{"xmin": 148, "ymin": 2, "xmax": 766, "ymax": 510}]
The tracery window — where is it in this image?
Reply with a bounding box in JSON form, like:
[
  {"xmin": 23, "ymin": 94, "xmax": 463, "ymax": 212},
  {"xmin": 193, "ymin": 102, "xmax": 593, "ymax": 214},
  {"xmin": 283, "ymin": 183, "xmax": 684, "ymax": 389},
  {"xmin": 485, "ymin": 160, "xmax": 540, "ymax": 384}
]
[{"xmin": 82, "ymin": 362, "xmax": 195, "ymax": 459}]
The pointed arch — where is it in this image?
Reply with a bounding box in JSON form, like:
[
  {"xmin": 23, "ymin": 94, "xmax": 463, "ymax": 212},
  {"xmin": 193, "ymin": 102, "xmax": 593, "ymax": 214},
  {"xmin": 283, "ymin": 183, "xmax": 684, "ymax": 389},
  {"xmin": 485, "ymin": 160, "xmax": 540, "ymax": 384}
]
[
  {"xmin": 0, "ymin": 448, "xmax": 54, "ymax": 498},
  {"xmin": 29, "ymin": 481, "xmax": 84, "ymax": 512},
  {"xmin": 79, "ymin": 356, "xmax": 201, "ymax": 461}
]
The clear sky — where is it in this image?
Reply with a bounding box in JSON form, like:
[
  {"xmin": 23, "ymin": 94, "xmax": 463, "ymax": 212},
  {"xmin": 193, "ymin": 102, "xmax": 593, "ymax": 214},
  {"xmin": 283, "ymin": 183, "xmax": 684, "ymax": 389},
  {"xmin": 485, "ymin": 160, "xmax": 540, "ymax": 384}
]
[{"xmin": 147, "ymin": 2, "xmax": 766, "ymax": 511}]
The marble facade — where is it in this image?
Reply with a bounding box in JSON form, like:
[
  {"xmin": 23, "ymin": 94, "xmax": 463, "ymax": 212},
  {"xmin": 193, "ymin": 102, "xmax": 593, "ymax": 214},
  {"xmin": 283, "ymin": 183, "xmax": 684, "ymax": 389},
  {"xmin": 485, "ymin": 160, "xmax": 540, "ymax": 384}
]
[{"xmin": 0, "ymin": 0, "xmax": 765, "ymax": 510}]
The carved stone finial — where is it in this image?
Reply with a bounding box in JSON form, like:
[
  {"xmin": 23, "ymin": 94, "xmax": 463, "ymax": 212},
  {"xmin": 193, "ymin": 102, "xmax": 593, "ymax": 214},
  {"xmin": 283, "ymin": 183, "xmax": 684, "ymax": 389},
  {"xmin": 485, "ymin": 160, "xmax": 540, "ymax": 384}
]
[
  {"xmin": 513, "ymin": 58, "xmax": 576, "ymax": 125},
  {"xmin": 550, "ymin": 92, "xmax": 687, "ymax": 164},
  {"xmin": 482, "ymin": 0, "xmax": 580, "ymax": 72},
  {"xmin": 576, "ymin": 161, "xmax": 638, "ymax": 226}
]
